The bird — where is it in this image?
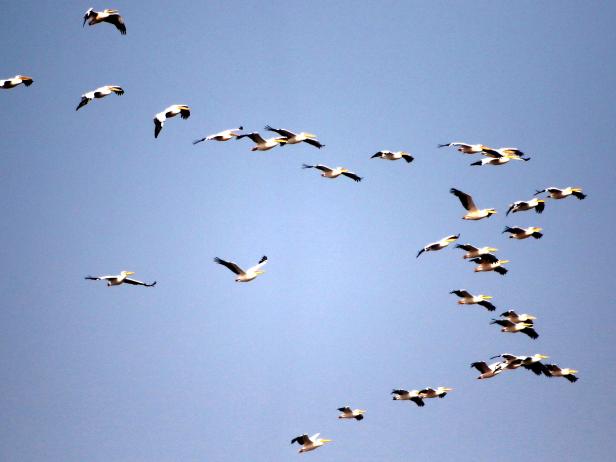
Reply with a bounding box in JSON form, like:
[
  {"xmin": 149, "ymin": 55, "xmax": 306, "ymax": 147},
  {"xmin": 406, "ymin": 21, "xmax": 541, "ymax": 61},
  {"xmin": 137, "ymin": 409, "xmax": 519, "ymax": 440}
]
[
  {"xmin": 83, "ymin": 8, "xmax": 126, "ymax": 35},
  {"xmin": 302, "ymin": 164, "xmax": 362, "ymax": 182},
  {"xmin": 502, "ymin": 226, "xmax": 543, "ymax": 240},
  {"xmin": 438, "ymin": 142, "xmax": 492, "ymax": 154},
  {"xmin": 450, "ymin": 290, "xmax": 496, "ymax": 311},
  {"xmin": 84, "ymin": 271, "xmax": 156, "ymax": 287},
  {"xmin": 154, "ymin": 105, "xmax": 190, "ymax": 138},
  {"xmin": 0, "ymin": 75, "xmax": 33, "ymax": 89},
  {"xmin": 391, "ymin": 389, "xmax": 425, "ymax": 407},
  {"xmin": 470, "ymin": 361, "xmax": 506, "ymax": 379},
  {"xmin": 489, "ymin": 353, "xmax": 549, "ymax": 375},
  {"xmin": 264, "ymin": 125, "xmax": 324, "ymax": 148},
  {"xmin": 371, "ymin": 150, "xmax": 414, "ymax": 163},
  {"xmin": 544, "ymin": 364, "xmax": 579, "ymax": 382},
  {"xmin": 490, "ymin": 319, "xmax": 539, "ymax": 339},
  {"xmin": 535, "ymin": 186, "xmax": 586, "ymax": 200},
  {"xmin": 455, "ymin": 244, "xmax": 498, "ymax": 259},
  {"xmin": 236, "ymin": 132, "xmax": 287, "ymax": 151},
  {"xmin": 470, "ymin": 151, "xmax": 530, "ymax": 166},
  {"xmin": 469, "ymin": 254, "xmax": 509, "ymax": 275},
  {"xmin": 416, "ymin": 234, "xmax": 460, "ymax": 258},
  {"xmin": 481, "ymin": 147, "xmax": 530, "ymax": 160},
  {"xmin": 193, "ymin": 127, "xmax": 243, "ymax": 144},
  {"xmin": 75, "ymin": 85, "xmax": 124, "ymax": 111},
  {"xmin": 337, "ymin": 407, "xmax": 366, "ymax": 420},
  {"xmin": 500, "ymin": 310, "xmax": 537, "ymax": 324},
  {"xmin": 291, "ymin": 434, "xmax": 332, "ymax": 453},
  {"xmin": 450, "ymin": 188, "xmax": 497, "ymax": 220},
  {"xmin": 418, "ymin": 387, "xmax": 453, "ymax": 399},
  {"xmin": 506, "ymin": 198, "xmax": 545, "ymax": 216},
  {"xmin": 213, "ymin": 256, "xmax": 267, "ymax": 282}
]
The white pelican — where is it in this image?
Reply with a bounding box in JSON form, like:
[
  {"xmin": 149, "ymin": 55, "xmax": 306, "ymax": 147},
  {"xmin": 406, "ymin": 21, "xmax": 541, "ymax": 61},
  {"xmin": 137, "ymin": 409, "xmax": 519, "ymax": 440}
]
[
  {"xmin": 491, "ymin": 353, "xmax": 550, "ymax": 375},
  {"xmin": 481, "ymin": 147, "xmax": 530, "ymax": 160},
  {"xmin": 502, "ymin": 226, "xmax": 543, "ymax": 240},
  {"xmin": 0, "ymin": 75, "xmax": 33, "ymax": 89},
  {"xmin": 236, "ymin": 132, "xmax": 287, "ymax": 151},
  {"xmin": 470, "ymin": 152, "xmax": 530, "ymax": 166},
  {"xmin": 455, "ymin": 244, "xmax": 498, "ymax": 259},
  {"xmin": 450, "ymin": 188, "xmax": 497, "ymax": 220},
  {"xmin": 76, "ymin": 85, "xmax": 124, "ymax": 111},
  {"xmin": 193, "ymin": 126, "xmax": 243, "ymax": 144},
  {"xmin": 371, "ymin": 150, "xmax": 414, "ymax": 163},
  {"xmin": 391, "ymin": 389, "xmax": 424, "ymax": 407},
  {"xmin": 500, "ymin": 310, "xmax": 536, "ymax": 324},
  {"xmin": 337, "ymin": 406, "xmax": 366, "ymax": 420},
  {"xmin": 264, "ymin": 125, "xmax": 324, "ymax": 148},
  {"xmin": 83, "ymin": 8, "xmax": 126, "ymax": 34},
  {"xmin": 450, "ymin": 290, "xmax": 496, "ymax": 311},
  {"xmin": 418, "ymin": 387, "xmax": 453, "ymax": 399},
  {"xmin": 506, "ymin": 198, "xmax": 545, "ymax": 216},
  {"xmin": 470, "ymin": 361, "xmax": 505, "ymax": 379},
  {"xmin": 154, "ymin": 104, "xmax": 190, "ymax": 138},
  {"xmin": 213, "ymin": 255, "xmax": 267, "ymax": 282},
  {"xmin": 302, "ymin": 164, "xmax": 362, "ymax": 182},
  {"xmin": 416, "ymin": 234, "xmax": 459, "ymax": 258},
  {"xmin": 490, "ymin": 319, "xmax": 538, "ymax": 339},
  {"xmin": 291, "ymin": 433, "xmax": 332, "ymax": 453},
  {"xmin": 535, "ymin": 186, "xmax": 586, "ymax": 200},
  {"xmin": 545, "ymin": 364, "xmax": 579, "ymax": 382},
  {"xmin": 469, "ymin": 254, "xmax": 509, "ymax": 275},
  {"xmin": 438, "ymin": 142, "xmax": 491, "ymax": 154},
  {"xmin": 84, "ymin": 271, "xmax": 156, "ymax": 287}
]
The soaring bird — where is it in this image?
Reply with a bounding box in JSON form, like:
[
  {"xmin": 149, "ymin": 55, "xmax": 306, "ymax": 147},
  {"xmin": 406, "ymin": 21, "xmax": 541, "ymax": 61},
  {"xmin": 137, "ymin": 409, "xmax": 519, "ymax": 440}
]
[
  {"xmin": 154, "ymin": 105, "xmax": 190, "ymax": 138},
  {"xmin": 470, "ymin": 151, "xmax": 530, "ymax": 166},
  {"xmin": 469, "ymin": 254, "xmax": 509, "ymax": 275},
  {"xmin": 544, "ymin": 364, "xmax": 579, "ymax": 382},
  {"xmin": 503, "ymin": 226, "xmax": 543, "ymax": 240},
  {"xmin": 506, "ymin": 198, "xmax": 545, "ymax": 216},
  {"xmin": 193, "ymin": 127, "xmax": 243, "ymax": 144},
  {"xmin": 450, "ymin": 290, "xmax": 496, "ymax": 311},
  {"xmin": 416, "ymin": 234, "xmax": 459, "ymax": 258},
  {"xmin": 264, "ymin": 125, "xmax": 324, "ymax": 148},
  {"xmin": 84, "ymin": 271, "xmax": 156, "ymax": 287},
  {"xmin": 481, "ymin": 147, "xmax": 530, "ymax": 160},
  {"xmin": 371, "ymin": 150, "xmax": 414, "ymax": 163},
  {"xmin": 75, "ymin": 85, "xmax": 124, "ymax": 111},
  {"xmin": 455, "ymin": 244, "xmax": 498, "ymax": 259},
  {"xmin": 450, "ymin": 188, "xmax": 497, "ymax": 220},
  {"xmin": 471, "ymin": 361, "xmax": 506, "ymax": 379},
  {"xmin": 291, "ymin": 434, "xmax": 332, "ymax": 453},
  {"xmin": 83, "ymin": 8, "xmax": 126, "ymax": 35},
  {"xmin": 490, "ymin": 319, "xmax": 538, "ymax": 339},
  {"xmin": 438, "ymin": 142, "xmax": 492, "ymax": 154},
  {"xmin": 535, "ymin": 187, "xmax": 586, "ymax": 200},
  {"xmin": 337, "ymin": 407, "xmax": 366, "ymax": 420},
  {"xmin": 213, "ymin": 255, "xmax": 267, "ymax": 282},
  {"xmin": 500, "ymin": 310, "xmax": 537, "ymax": 324},
  {"xmin": 491, "ymin": 353, "xmax": 550, "ymax": 375},
  {"xmin": 236, "ymin": 132, "xmax": 287, "ymax": 151},
  {"xmin": 0, "ymin": 75, "xmax": 33, "ymax": 89},
  {"xmin": 302, "ymin": 164, "xmax": 362, "ymax": 182},
  {"xmin": 391, "ymin": 389, "xmax": 425, "ymax": 407},
  {"xmin": 418, "ymin": 387, "xmax": 453, "ymax": 399}
]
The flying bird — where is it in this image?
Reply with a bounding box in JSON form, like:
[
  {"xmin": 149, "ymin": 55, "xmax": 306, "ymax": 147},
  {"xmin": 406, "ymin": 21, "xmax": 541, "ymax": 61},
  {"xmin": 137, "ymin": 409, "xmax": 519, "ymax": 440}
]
[
  {"xmin": 337, "ymin": 407, "xmax": 366, "ymax": 420},
  {"xmin": 0, "ymin": 75, "xmax": 33, "ymax": 89},
  {"xmin": 450, "ymin": 188, "xmax": 497, "ymax": 220},
  {"xmin": 438, "ymin": 142, "xmax": 492, "ymax": 154},
  {"xmin": 416, "ymin": 234, "xmax": 459, "ymax": 258},
  {"xmin": 418, "ymin": 387, "xmax": 453, "ymax": 399},
  {"xmin": 84, "ymin": 271, "xmax": 156, "ymax": 287},
  {"xmin": 503, "ymin": 226, "xmax": 543, "ymax": 240},
  {"xmin": 154, "ymin": 105, "xmax": 190, "ymax": 138},
  {"xmin": 236, "ymin": 132, "xmax": 287, "ymax": 151},
  {"xmin": 506, "ymin": 198, "xmax": 545, "ymax": 216},
  {"xmin": 469, "ymin": 253, "xmax": 509, "ymax": 275},
  {"xmin": 500, "ymin": 310, "xmax": 537, "ymax": 324},
  {"xmin": 470, "ymin": 361, "xmax": 506, "ymax": 379},
  {"xmin": 291, "ymin": 434, "xmax": 332, "ymax": 453},
  {"xmin": 481, "ymin": 147, "xmax": 530, "ymax": 160},
  {"xmin": 83, "ymin": 8, "xmax": 126, "ymax": 35},
  {"xmin": 490, "ymin": 319, "xmax": 538, "ymax": 339},
  {"xmin": 450, "ymin": 290, "xmax": 496, "ymax": 311},
  {"xmin": 491, "ymin": 353, "xmax": 550, "ymax": 376},
  {"xmin": 455, "ymin": 244, "xmax": 498, "ymax": 259},
  {"xmin": 544, "ymin": 364, "xmax": 579, "ymax": 382},
  {"xmin": 264, "ymin": 125, "xmax": 324, "ymax": 148},
  {"xmin": 371, "ymin": 150, "xmax": 414, "ymax": 163},
  {"xmin": 535, "ymin": 186, "xmax": 586, "ymax": 200},
  {"xmin": 213, "ymin": 255, "xmax": 267, "ymax": 282},
  {"xmin": 470, "ymin": 152, "xmax": 530, "ymax": 166},
  {"xmin": 391, "ymin": 389, "xmax": 424, "ymax": 407},
  {"xmin": 302, "ymin": 164, "xmax": 362, "ymax": 182},
  {"xmin": 193, "ymin": 127, "xmax": 243, "ymax": 144},
  {"xmin": 75, "ymin": 85, "xmax": 124, "ymax": 111}
]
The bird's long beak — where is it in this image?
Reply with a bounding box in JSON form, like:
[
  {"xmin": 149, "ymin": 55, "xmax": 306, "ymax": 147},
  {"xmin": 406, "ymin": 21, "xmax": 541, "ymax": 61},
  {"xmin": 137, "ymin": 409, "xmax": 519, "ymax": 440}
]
[
  {"xmin": 499, "ymin": 260, "xmax": 510, "ymax": 264},
  {"xmin": 570, "ymin": 369, "xmax": 578, "ymax": 374},
  {"xmin": 126, "ymin": 271, "xmax": 135, "ymax": 275},
  {"xmin": 276, "ymin": 138, "xmax": 287, "ymax": 144},
  {"xmin": 527, "ymin": 315, "xmax": 537, "ymax": 320},
  {"xmin": 539, "ymin": 354, "xmax": 549, "ymax": 359},
  {"xmin": 533, "ymin": 227, "xmax": 543, "ymax": 232},
  {"xmin": 488, "ymin": 248, "xmax": 498, "ymax": 252},
  {"xmin": 256, "ymin": 270, "xmax": 265, "ymax": 274},
  {"xmin": 482, "ymin": 295, "xmax": 493, "ymax": 300},
  {"xmin": 321, "ymin": 439, "xmax": 333, "ymax": 443},
  {"xmin": 444, "ymin": 387, "xmax": 454, "ymax": 392}
]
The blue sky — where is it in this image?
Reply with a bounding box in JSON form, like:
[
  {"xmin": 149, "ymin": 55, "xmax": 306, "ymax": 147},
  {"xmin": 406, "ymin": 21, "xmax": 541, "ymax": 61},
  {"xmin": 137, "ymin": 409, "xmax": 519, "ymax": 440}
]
[{"xmin": 1, "ymin": 1, "xmax": 615, "ymax": 461}]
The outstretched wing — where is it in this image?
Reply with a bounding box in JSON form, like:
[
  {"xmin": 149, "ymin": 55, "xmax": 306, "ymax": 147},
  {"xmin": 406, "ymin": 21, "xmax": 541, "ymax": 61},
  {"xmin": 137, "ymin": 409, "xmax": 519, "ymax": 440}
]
[
  {"xmin": 471, "ymin": 362, "xmax": 490, "ymax": 373},
  {"xmin": 237, "ymin": 132, "xmax": 266, "ymax": 144},
  {"xmin": 154, "ymin": 118, "xmax": 163, "ymax": 138},
  {"xmin": 522, "ymin": 327, "xmax": 539, "ymax": 339},
  {"xmin": 450, "ymin": 289, "xmax": 472, "ymax": 298},
  {"xmin": 456, "ymin": 244, "xmax": 478, "ymax": 252},
  {"xmin": 247, "ymin": 255, "xmax": 268, "ymax": 273},
  {"xmin": 303, "ymin": 137, "xmax": 325, "ymax": 149},
  {"xmin": 104, "ymin": 13, "xmax": 127, "ymax": 35},
  {"xmin": 450, "ymin": 188, "xmax": 477, "ymax": 212},
  {"xmin": 478, "ymin": 300, "xmax": 496, "ymax": 311},
  {"xmin": 214, "ymin": 257, "xmax": 245, "ymax": 275},
  {"xmin": 341, "ymin": 171, "xmax": 362, "ymax": 182},
  {"xmin": 123, "ymin": 278, "xmax": 156, "ymax": 287},
  {"xmin": 264, "ymin": 125, "xmax": 294, "ymax": 138},
  {"xmin": 76, "ymin": 96, "xmax": 90, "ymax": 111}
]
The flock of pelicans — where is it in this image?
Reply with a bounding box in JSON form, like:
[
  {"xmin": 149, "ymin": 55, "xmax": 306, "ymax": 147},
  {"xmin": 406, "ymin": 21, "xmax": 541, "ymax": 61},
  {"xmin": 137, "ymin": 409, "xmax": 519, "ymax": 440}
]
[{"xmin": 3, "ymin": 8, "xmax": 587, "ymax": 455}]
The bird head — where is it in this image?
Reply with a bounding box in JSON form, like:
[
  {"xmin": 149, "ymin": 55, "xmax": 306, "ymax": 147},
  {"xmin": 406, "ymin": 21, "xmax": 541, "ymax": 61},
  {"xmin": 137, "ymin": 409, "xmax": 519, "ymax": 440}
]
[
  {"xmin": 537, "ymin": 199, "xmax": 545, "ymax": 203},
  {"xmin": 532, "ymin": 227, "xmax": 543, "ymax": 232},
  {"xmin": 340, "ymin": 168, "xmax": 349, "ymax": 173},
  {"xmin": 526, "ymin": 315, "xmax": 537, "ymax": 320}
]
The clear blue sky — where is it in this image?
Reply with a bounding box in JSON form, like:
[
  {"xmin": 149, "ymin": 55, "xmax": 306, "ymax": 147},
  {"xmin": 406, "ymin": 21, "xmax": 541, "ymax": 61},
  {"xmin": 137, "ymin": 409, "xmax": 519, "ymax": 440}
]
[{"xmin": 1, "ymin": 1, "xmax": 615, "ymax": 461}]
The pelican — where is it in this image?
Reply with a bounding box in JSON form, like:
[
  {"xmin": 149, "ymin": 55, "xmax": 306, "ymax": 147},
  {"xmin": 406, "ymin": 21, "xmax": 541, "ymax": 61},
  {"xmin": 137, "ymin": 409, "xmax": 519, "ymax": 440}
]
[
  {"xmin": 371, "ymin": 150, "xmax": 414, "ymax": 163},
  {"xmin": 416, "ymin": 234, "xmax": 459, "ymax": 258},
  {"xmin": 490, "ymin": 319, "xmax": 538, "ymax": 339},
  {"xmin": 75, "ymin": 85, "xmax": 124, "ymax": 111},
  {"xmin": 502, "ymin": 226, "xmax": 543, "ymax": 240},
  {"xmin": 438, "ymin": 142, "xmax": 491, "ymax": 154},
  {"xmin": 544, "ymin": 364, "xmax": 579, "ymax": 382},
  {"xmin": 337, "ymin": 407, "xmax": 366, "ymax": 420},
  {"xmin": 418, "ymin": 387, "xmax": 453, "ymax": 399},
  {"xmin": 450, "ymin": 290, "xmax": 496, "ymax": 311},
  {"xmin": 236, "ymin": 132, "xmax": 287, "ymax": 151},
  {"xmin": 450, "ymin": 188, "xmax": 497, "ymax": 220},
  {"xmin": 481, "ymin": 147, "xmax": 530, "ymax": 160},
  {"xmin": 154, "ymin": 105, "xmax": 190, "ymax": 138},
  {"xmin": 0, "ymin": 75, "xmax": 33, "ymax": 89},
  {"xmin": 470, "ymin": 361, "xmax": 506, "ymax": 379},
  {"xmin": 455, "ymin": 244, "xmax": 498, "ymax": 259},
  {"xmin": 506, "ymin": 198, "xmax": 545, "ymax": 216},
  {"xmin": 291, "ymin": 434, "xmax": 332, "ymax": 453},
  {"xmin": 264, "ymin": 125, "xmax": 324, "ymax": 148},
  {"xmin": 535, "ymin": 187, "xmax": 586, "ymax": 200},
  {"xmin": 391, "ymin": 389, "xmax": 424, "ymax": 407},
  {"xmin": 302, "ymin": 164, "xmax": 362, "ymax": 182},
  {"xmin": 470, "ymin": 152, "xmax": 530, "ymax": 166},
  {"xmin": 491, "ymin": 354, "xmax": 550, "ymax": 375},
  {"xmin": 500, "ymin": 310, "xmax": 537, "ymax": 323},
  {"xmin": 213, "ymin": 255, "xmax": 267, "ymax": 282},
  {"xmin": 83, "ymin": 8, "xmax": 126, "ymax": 35},
  {"xmin": 84, "ymin": 271, "xmax": 156, "ymax": 287},
  {"xmin": 469, "ymin": 254, "xmax": 509, "ymax": 275},
  {"xmin": 193, "ymin": 126, "xmax": 243, "ymax": 144}
]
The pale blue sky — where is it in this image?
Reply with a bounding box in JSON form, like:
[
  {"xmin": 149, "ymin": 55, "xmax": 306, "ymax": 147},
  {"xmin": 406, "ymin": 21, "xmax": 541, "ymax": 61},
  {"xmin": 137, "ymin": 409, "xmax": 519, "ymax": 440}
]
[{"xmin": 1, "ymin": 1, "xmax": 615, "ymax": 461}]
